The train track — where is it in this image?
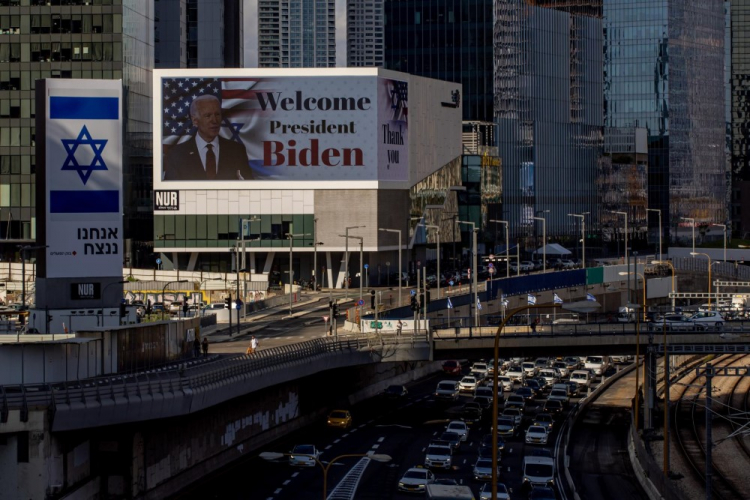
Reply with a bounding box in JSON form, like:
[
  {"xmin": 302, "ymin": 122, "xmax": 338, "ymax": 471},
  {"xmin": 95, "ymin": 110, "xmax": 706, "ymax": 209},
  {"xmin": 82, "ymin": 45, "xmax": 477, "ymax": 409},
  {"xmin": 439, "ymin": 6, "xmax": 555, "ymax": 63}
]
[{"xmin": 672, "ymin": 354, "xmax": 749, "ymax": 500}]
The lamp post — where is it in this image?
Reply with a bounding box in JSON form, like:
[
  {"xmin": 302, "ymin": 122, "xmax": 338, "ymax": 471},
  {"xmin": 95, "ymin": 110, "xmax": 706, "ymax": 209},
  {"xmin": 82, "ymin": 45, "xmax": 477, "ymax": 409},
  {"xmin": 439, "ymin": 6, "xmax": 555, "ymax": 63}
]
[
  {"xmin": 619, "ymin": 270, "xmax": 645, "ymax": 432},
  {"xmin": 533, "ymin": 211, "xmax": 549, "ymax": 272},
  {"xmin": 490, "ymin": 220, "xmax": 510, "ymax": 277},
  {"xmin": 691, "ymin": 252, "xmax": 712, "ymax": 306},
  {"xmin": 568, "ymin": 213, "xmax": 588, "ymax": 269},
  {"xmin": 341, "ymin": 234, "xmax": 364, "ymax": 323},
  {"xmin": 681, "ymin": 217, "xmax": 695, "ymax": 255},
  {"xmin": 287, "ymin": 233, "xmax": 310, "ymax": 316},
  {"xmin": 490, "ymin": 300, "xmax": 600, "ymax": 498},
  {"xmin": 17, "ymin": 244, "xmax": 47, "ymax": 310},
  {"xmin": 379, "ymin": 227, "xmax": 402, "ymax": 307},
  {"xmin": 457, "ymin": 221, "xmax": 478, "ymax": 326},
  {"xmin": 259, "ymin": 452, "xmax": 391, "ymax": 500},
  {"xmin": 652, "ymin": 260, "xmax": 676, "ymax": 310},
  {"xmin": 711, "ymin": 223, "xmax": 727, "ymax": 262},
  {"xmin": 646, "ymin": 208, "xmax": 662, "ymax": 260},
  {"xmin": 415, "ymin": 222, "xmax": 441, "ymax": 299},
  {"xmin": 611, "ymin": 211, "xmax": 629, "ymax": 303},
  {"xmin": 313, "ymin": 218, "xmax": 324, "ymax": 290},
  {"xmin": 161, "ymin": 280, "xmax": 188, "ymax": 321},
  {"xmin": 344, "ymin": 225, "xmax": 365, "ymax": 298},
  {"xmin": 239, "ymin": 216, "xmax": 260, "ymax": 271},
  {"xmin": 231, "ymin": 245, "xmax": 242, "ymax": 332}
]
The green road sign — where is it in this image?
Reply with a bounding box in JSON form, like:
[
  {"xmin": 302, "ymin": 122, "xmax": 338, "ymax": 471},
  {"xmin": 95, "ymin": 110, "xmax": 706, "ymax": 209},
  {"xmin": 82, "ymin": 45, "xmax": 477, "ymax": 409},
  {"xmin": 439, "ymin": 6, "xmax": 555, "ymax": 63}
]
[{"xmin": 370, "ymin": 321, "xmax": 383, "ymax": 329}]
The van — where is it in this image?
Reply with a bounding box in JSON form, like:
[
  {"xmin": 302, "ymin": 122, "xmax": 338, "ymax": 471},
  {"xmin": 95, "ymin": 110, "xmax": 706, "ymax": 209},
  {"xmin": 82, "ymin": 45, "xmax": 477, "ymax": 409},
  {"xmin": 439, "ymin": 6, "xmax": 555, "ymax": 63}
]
[
  {"xmin": 522, "ymin": 454, "xmax": 555, "ymax": 489},
  {"xmin": 435, "ymin": 380, "xmax": 460, "ymax": 401},
  {"xmin": 425, "ymin": 484, "xmax": 475, "ymax": 500},
  {"xmin": 570, "ymin": 370, "xmax": 592, "ymax": 388},
  {"xmin": 552, "ymin": 383, "xmax": 572, "ymax": 396},
  {"xmin": 584, "ymin": 355, "xmax": 609, "ymax": 376}
]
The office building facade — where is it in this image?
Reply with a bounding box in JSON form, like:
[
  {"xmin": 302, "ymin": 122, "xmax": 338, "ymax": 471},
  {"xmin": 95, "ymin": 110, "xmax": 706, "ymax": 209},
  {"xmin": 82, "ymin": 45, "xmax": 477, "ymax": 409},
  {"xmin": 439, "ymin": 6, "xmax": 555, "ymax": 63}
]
[{"xmin": 0, "ymin": 0, "xmax": 153, "ymax": 266}]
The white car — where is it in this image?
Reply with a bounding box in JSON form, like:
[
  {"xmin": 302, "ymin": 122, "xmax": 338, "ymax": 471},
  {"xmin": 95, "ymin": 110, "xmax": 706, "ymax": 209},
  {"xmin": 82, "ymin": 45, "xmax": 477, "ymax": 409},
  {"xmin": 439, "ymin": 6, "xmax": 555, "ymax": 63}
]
[
  {"xmin": 424, "ymin": 444, "xmax": 452, "ymax": 469},
  {"xmin": 289, "ymin": 444, "xmax": 320, "ymax": 467},
  {"xmin": 552, "ymin": 361, "xmax": 569, "ymax": 378},
  {"xmin": 547, "ymin": 388, "xmax": 570, "ymax": 407},
  {"xmin": 498, "ymin": 376, "xmax": 514, "ymax": 392},
  {"xmin": 459, "ymin": 376, "xmax": 479, "ymax": 392},
  {"xmin": 501, "ymin": 408, "xmax": 523, "ymax": 426},
  {"xmin": 688, "ymin": 311, "xmax": 725, "ymax": 330},
  {"xmin": 521, "ymin": 362, "xmax": 538, "ymax": 377},
  {"xmin": 506, "ymin": 366, "xmax": 525, "ymax": 383},
  {"xmin": 446, "ymin": 420, "xmax": 470, "ymax": 441},
  {"xmin": 473, "ymin": 458, "xmax": 500, "ymax": 481},
  {"xmin": 480, "ymin": 482, "xmax": 510, "ymax": 500},
  {"xmin": 525, "ymin": 425, "xmax": 549, "ymax": 445},
  {"xmin": 471, "ymin": 362, "xmax": 489, "ymax": 380},
  {"xmin": 398, "ymin": 467, "xmax": 435, "ymax": 493}
]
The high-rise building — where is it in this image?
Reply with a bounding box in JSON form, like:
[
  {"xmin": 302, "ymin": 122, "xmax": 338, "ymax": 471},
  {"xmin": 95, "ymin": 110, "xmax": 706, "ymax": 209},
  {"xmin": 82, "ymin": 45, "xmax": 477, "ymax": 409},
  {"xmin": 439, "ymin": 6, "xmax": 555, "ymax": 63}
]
[
  {"xmin": 0, "ymin": 0, "xmax": 153, "ymax": 267},
  {"xmin": 494, "ymin": 0, "xmax": 603, "ymax": 241},
  {"xmin": 347, "ymin": 0, "xmax": 383, "ymax": 67},
  {"xmin": 603, "ymin": 0, "xmax": 727, "ymax": 242},
  {"xmin": 730, "ymin": 0, "xmax": 750, "ymax": 238}
]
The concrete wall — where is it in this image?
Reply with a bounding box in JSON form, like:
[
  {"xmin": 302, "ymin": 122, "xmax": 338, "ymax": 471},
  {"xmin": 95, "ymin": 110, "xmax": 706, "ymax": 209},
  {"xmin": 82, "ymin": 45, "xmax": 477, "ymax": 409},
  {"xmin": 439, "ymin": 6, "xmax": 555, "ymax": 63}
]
[{"xmin": 0, "ymin": 339, "xmax": 101, "ymax": 385}]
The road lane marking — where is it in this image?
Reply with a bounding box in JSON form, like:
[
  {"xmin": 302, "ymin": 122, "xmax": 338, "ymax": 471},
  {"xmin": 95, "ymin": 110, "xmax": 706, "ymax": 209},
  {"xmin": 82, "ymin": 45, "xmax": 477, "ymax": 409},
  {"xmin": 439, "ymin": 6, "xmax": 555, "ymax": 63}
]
[
  {"xmin": 334, "ymin": 439, "xmax": 341, "ymax": 444},
  {"xmin": 371, "ymin": 444, "xmax": 379, "ymax": 449},
  {"xmin": 378, "ymin": 437, "xmax": 385, "ymax": 442},
  {"xmin": 292, "ymin": 472, "xmax": 299, "ymax": 477},
  {"xmin": 325, "ymin": 445, "xmax": 332, "ymax": 450},
  {"xmin": 283, "ymin": 480, "xmax": 291, "ymax": 485},
  {"xmin": 274, "ymin": 488, "xmax": 282, "ymax": 494}
]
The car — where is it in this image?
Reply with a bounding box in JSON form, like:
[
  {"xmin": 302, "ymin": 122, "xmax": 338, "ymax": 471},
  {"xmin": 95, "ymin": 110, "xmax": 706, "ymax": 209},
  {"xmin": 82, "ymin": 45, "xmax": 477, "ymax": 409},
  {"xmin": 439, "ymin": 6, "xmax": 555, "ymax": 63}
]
[
  {"xmin": 584, "ymin": 356, "xmax": 609, "ymax": 376},
  {"xmin": 538, "ymin": 369, "xmax": 560, "ymax": 387},
  {"xmin": 523, "ymin": 455, "xmax": 555, "ymax": 490},
  {"xmin": 471, "ymin": 362, "xmax": 490, "ymax": 380},
  {"xmin": 529, "ymin": 486, "xmax": 558, "ymax": 500},
  {"xmin": 442, "ymin": 360, "xmax": 462, "ymax": 375},
  {"xmin": 551, "ymin": 361, "xmax": 569, "ymax": 378},
  {"xmin": 534, "ymin": 357, "xmax": 550, "ymax": 369},
  {"xmin": 438, "ymin": 431, "xmax": 462, "ymax": 451},
  {"xmin": 570, "ymin": 370, "xmax": 593, "ymax": 389},
  {"xmin": 524, "ymin": 379, "xmax": 545, "ymax": 397},
  {"xmin": 478, "ymin": 441, "xmax": 505, "ymax": 459},
  {"xmin": 424, "ymin": 444, "xmax": 453, "ymax": 469},
  {"xmin": 559, "ymin": 259, "xmax": 577, "ymax": 269},
  {"xmin": 522, "ymin": 362, "xmax": 538, "ymax": 377},
  {"xmin": 502, "ymin": 407, "xmax": 523, "ymax": 425},
  {"xmin": 433, "ymin": 478, "xmax": 459, "ymax": 486},
  {"xmin": 525, "ymin": 425, "xmax": 549, "ymax": 445},
  {"xmin": 542, "ymin": 399, "xmax": 564, "ymax": 416},
  {"xmin": 205, "ymin": 302, "xmax": 227, "ymax": 310},
  {"xmin": 495, "ymin": 417, "xmax": 517, "ymax": 437},
  {"xmin": 461, "ymin": 403, "xmax": 483, "ymax": 424},
  {"xmin": 446, "ymin": 420, "xmax": 470, "ymax": 441},
  {"xmin": 480, "ymin": 482, "xmax": 511, "ymax": 500},
  {"xmin": 563, "ymin": 356, "xmax": 581, "ymax": 370},
  {"xmin": 435, "ymin": 380, "xmax": 461, "ymax": 401},
  {"xmin": 506, "ymin": 365, "xmax": 525, "ymax": 383},
  {"xmin": 398, "ymin": 466, "xmax": 436, "ymax": 493},
  {"xmin": 473, "ymin": 457, "xmax": 500, "ymax": 481},
  {"xmin": 533, "ymin": 413, "xmax": 555, "ymax": 432},
  {"xmin": 152, "ymin": 302, "xmax": 165, "ymax": 312},
  {"xmin": 383, "ymin": 384, "xmax": 408, "ymax": 399},
  {"xmin": 459, "ymin": 376, "xmax": 479, "ymax": 392},
  {"xmin": 688, "ymin": 311, "xmax": 725, "ymax": 330},
  {"xmin": 480, "ymin": 433, "xmax": 505, "ymax": 451},
  {"xmin": 475, "ymin": 386, "xmax": 496, "ymax": 400},
  {"xmin": 498, "ymin": 376, "xmax": 514, "ymax": 392},
  {"xmin": 547, "ymin": 389, "xmax": 570, "ymax": 407},
  {"xmin": 647, "ymin": 313, "xmax": 695, "ymax": 331},
  {"xmin": 326, "ymin": 410, "xmax": 352, "ymax": 428},
  {"xmin": 473, "ymin": 395, "xmax": 493, "ymax": 410},
  {"xmin": 505, "ymin": 395, "xmax": 526, "ymax": 411},
  {"xmin": 565, "ymin": 381, "xmax": 580, "ymax": 397},
  {"xmin": 289, "ymin": 444, "xmax": 320, "ymax": 467},
  {"xmin": 168, "ymin": 300, "xmax": 184, "ymax": 314},
  {"xmin": 515, "ymin": 387, "xmax": 535, "ymax": 402}
]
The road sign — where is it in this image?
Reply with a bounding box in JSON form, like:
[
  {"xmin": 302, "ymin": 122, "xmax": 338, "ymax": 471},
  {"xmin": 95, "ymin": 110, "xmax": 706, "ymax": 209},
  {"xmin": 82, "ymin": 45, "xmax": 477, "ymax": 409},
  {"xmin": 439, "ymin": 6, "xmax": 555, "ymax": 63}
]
[
  {"xmin": 235, "ymin": 299, "xmax": 243, "ymax": 310},
  {"xmin": 489, "ymin": 268, "xmax": 496, "ymax": 275},
  {"xmin": 410, "ymin": 289, "xmax": 416, "ymax": 296},
  {"xmin": 449, "ymin": 280, "xmax": 454, "ymax": 286},
  {"xmin": 364, "ymin": 264, "xmax": 369, "ymax": 269},
  {"xmin": 323, "ymin": 315, "xmax": 329, "ymax": 322},
  {"xmin": 357, "ymin": 299, "xmax": 365, "ymax": 306},
  {"xmin": 370, "ymin": 321, "xmax": 383, "ymax": 329},
  {"xmin": 156, "ymin": 258, "xmax": 162, "ymax": 265},
  {"xmin": 488, "ymin": 262, "xmax": 494, "ymax": 268}
]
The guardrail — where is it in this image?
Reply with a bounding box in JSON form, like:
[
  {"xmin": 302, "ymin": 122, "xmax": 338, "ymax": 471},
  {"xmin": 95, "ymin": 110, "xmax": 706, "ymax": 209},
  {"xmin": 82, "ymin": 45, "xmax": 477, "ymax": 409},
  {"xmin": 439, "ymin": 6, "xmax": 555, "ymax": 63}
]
[{"xmin": 0, "ymin": 334, "xmax": 429, "ymax": 421}]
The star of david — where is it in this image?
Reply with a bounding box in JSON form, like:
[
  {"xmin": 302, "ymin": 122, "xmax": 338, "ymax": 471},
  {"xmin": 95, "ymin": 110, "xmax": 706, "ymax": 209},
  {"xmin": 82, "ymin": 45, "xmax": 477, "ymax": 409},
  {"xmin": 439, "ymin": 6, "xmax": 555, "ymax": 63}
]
[{"xmin": 60, "ymin": 125, "xmax": 108, "ymax": 185}]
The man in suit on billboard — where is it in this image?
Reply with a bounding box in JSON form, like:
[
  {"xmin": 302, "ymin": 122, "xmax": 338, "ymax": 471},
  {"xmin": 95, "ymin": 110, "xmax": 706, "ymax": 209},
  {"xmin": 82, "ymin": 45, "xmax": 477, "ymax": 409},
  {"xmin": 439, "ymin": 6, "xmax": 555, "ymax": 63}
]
[{"xmin": 163, "ymin": 94, "xmax": 254, "ymax": 181}]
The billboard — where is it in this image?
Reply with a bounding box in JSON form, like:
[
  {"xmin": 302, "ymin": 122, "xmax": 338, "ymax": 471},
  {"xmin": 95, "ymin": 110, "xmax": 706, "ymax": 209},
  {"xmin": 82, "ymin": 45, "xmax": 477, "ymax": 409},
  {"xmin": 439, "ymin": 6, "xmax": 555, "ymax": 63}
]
[
  {"xmin": 44, "ymin": 80, "xmax": 123, "ymax": 278},
  {"xmin": 156, "ymin": 74, "xmax": 408, "ymax": 186}
]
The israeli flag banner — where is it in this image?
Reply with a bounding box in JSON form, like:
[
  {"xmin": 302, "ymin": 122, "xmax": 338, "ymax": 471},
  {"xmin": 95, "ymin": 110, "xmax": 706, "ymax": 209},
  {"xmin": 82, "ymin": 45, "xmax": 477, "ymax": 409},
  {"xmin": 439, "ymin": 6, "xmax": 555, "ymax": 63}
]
[
  {"xmin": 502, "ymin": 299, "xmax": 509, "ymax": 307},
  {"xmin": 528, "ymin": 294, "xmax": 537, "ymax": 305},
  {"xmin": 447, "ymin": 297, "xmax": 453, "ymax": 309},
  {"xmin": 554, "ymin": 293, "xmax": 563, "ymax": 304},
  {"xmin": 44, "ymin": 79, "xmax": 123, "ymax": 278},
  {"xmin": 587, "ymin": 293, "xmax": 596, "ymax": 302},
  {"xmin": 477, "ymin": 298, "xmax": 482, "ymax": 311}
]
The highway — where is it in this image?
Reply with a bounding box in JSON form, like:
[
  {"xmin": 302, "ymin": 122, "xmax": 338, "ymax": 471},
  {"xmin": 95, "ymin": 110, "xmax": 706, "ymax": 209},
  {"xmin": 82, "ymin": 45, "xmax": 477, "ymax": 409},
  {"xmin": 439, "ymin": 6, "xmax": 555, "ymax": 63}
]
[{"xmin": 175, "ymin": 359, "xmax": 622, "ymax": 500}]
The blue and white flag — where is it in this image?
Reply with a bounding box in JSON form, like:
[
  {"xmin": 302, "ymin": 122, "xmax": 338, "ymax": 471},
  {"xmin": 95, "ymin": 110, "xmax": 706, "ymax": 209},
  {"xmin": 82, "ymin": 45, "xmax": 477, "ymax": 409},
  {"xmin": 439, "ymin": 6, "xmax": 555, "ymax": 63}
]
[
  {"xmin": 502, "ymin": 299, "xmax": 510, "ymax": 307},
  {"xmin": 553, "ymin": 293, "xmax": 563, "ymax": 305},
  {"xmin": 528, "ymin": 294, "xmax": 537, "ymax": 305},
  {"xmin": 587, "ymin": 293, "xmax": 596, "ymax": 302},
  {"xmin": 477, "ymin": 298, "xmax": 482, "ymax": 311},
  {"xmin": 447, "ymin": 297, "xmax": 453, "ymax": 309}
]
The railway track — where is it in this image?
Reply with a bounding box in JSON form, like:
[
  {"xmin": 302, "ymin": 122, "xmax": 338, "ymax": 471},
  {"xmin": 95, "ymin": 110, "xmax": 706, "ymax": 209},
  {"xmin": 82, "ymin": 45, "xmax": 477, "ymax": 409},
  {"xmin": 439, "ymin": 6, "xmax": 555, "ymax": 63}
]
[{"xmin": 672, "ymin": 354, "xmax": 750, "ymax": 500}]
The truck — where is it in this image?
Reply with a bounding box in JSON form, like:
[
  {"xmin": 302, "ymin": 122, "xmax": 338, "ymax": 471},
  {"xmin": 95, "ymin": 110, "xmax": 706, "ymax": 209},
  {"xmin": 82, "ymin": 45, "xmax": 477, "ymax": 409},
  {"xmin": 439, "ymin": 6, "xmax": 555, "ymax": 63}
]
[{"xmin": 425, "ymin": 484, "xmax": 476, "ymax": 500}]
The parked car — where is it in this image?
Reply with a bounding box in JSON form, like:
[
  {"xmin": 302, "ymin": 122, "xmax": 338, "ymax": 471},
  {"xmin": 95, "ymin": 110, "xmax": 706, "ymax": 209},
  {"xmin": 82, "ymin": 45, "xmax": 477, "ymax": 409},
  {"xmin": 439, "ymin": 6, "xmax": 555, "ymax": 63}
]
[{"xmin": 559, "ymin": 259, "xmax": 577, "ymax": 269}]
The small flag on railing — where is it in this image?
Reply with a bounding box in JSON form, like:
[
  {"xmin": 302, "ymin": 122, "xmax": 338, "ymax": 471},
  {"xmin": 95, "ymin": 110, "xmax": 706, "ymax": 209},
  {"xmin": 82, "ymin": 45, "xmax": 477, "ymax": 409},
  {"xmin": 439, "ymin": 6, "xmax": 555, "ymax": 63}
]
[
  {"xmin": 587, "ymin": 293, "xmax": 596, "ymax": 302},
  {"xmin": 502, "ymin": 298, "xmax": 509, "ymax": 307},
  {"xmin": 477, "ymin": 298, "xmax": 482, "ymax": 311},
  {"xmin": 447, "ymin": 297, "xmax": 453, "ymax": 309},
  {"xmin": 528, "ymin": 294, "xmax": 537, "ymax": 305},
  {"xmin": 554, "ymin": 293, "xmax": 563, "ymax": 304}
]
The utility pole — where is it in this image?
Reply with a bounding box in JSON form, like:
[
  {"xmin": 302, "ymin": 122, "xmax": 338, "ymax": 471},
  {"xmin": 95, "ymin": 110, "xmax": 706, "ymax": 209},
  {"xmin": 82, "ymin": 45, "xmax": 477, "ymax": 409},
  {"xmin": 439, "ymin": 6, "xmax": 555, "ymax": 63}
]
[{"xmin": 287, "ymin": 232, "xmax": 310, "ymax": 316}]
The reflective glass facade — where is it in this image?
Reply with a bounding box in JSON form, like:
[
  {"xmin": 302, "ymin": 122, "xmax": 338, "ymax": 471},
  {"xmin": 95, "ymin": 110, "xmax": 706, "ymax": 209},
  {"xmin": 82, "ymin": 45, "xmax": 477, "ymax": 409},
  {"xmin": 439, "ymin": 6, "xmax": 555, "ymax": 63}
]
[
  {"xmin": 383, "ymin": 0, "xmax": 494, "ymax": 122},
  {"xmin": 0, "ymin": 0, "xmax": 153, "ymax": 265},
  {"xmin": 603, "ymin": 0, "xmax": 727, "ymax": 240},
  {"xmin": 495, "ymin": 0, "xmax": 603, "ymax": 241},
  {"xmin": 731, "ymin": 0, "xmax": 750, "ymax": 236}
]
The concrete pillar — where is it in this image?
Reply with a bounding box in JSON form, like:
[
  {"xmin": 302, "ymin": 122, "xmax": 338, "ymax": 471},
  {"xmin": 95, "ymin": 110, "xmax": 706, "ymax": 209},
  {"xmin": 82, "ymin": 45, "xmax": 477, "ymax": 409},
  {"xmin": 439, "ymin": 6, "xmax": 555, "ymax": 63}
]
[{"xmin": 644, "ymin": 349, "xmax": 657, "ymax": 430}]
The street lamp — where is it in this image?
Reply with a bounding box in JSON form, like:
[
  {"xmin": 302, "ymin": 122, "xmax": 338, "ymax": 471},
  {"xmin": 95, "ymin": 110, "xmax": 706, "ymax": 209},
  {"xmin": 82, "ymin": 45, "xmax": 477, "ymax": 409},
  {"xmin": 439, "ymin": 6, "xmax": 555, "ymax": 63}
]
[
  {"xmin": 611, "ymin": 211, "xmax": 630, "ymax": 302},
  {"xmin": 344, "ymin": 225, "xmax": 365, "ymax": 298},
  {"xmin": 681, "ymin": 217, "xmax": 695, "ymax": 255},
  {"xmin": 161, "ymin": 280, "xmax": 188, "ymax": 321},
  {"xmin": 619, "ymin": 270, "xmax": 645, "ymax": 433},
  {"xmin": 652, "ymin": 260, "xmax": 676, "ymax": 311},
  {"xmin": 711, "ymin": 223, "xmax": 727, "ymax": 262},
  {"xmin": 313, "ymin": 218, "xmax": 324, "ymax": 290},
  {"xmin": 567, "ymin": 213, "xmax": 588, "ymax": 269},
  {"xmin": 490, "ymin": 300, "xmax": 600, "ymax": 498},
  {"xmin": 646, "ymin": 208, "xmax": 662, "ymax": 260},
  {"xmin": 532, "ymin": 211, "xmax": 549, "ymax": 272},
  {"xmin": 619, "ymin": 271, "xmax": 647, "ymax": 322},
  {"xmin": 17, "ymin": 244, "xmax": 47, "ymax": 310},
  {"xmin": 287, "ymin": 233, "xmax": 310, "ymax": 316},
  {"xmin": 239, "ymin": 216, "xmax": 260, "ymax": 270},
  {"xmin": 259, "ymin": 452, "xmax": 391, "ymax": 500},
  {"xmin": 415, "ymin": 222, "xmax": 441, "ymax": 299},
  {"xmin": 691, "ymin": 252, "xmax": 712, "ymax": 306},
  {"xmin": 379, "ymin": 228, "xmax": 402, "ymax": 307},
  {"xmin": 456, "ymin": 220, "xmax": 478, "ymax": 327},
  {"xmin": 490, "ymin": 220, "xmax": 510, "ymax": 277}
]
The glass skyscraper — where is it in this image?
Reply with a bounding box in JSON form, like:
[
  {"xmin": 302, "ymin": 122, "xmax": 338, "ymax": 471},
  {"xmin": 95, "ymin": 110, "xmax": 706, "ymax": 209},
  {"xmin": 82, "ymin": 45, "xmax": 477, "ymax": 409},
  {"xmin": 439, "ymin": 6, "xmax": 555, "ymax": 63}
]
[
  {"xmin": 494, "ymin": 0, "xmax": 603, "ymax": 241},
  {"xmin": 603, "ymin": 0, "xmax": 727, "ymax": 241}
]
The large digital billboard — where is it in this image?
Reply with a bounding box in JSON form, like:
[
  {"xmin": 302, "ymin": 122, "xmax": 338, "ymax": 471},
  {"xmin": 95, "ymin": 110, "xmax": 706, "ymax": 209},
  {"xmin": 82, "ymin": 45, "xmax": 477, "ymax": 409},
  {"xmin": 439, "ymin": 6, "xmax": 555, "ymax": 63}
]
[{"xmin": 156, "ymin": 73, "xmax": 408, "ymax": 186}]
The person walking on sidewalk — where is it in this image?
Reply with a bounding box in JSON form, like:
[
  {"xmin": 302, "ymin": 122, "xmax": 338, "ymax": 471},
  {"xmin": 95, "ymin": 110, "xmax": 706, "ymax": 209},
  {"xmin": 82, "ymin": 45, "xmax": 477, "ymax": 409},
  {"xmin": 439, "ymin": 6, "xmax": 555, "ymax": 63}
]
[
  {"xmin": 193, "ymin": 337, "xmax": 201, "ymax": 358},
  {"xmin": 201, "ymin": 337, "xmax": 209, "ymax": 356},
  {"xmin": 246, "ymin": 335, "xmax": 259, "ymax": 355}
]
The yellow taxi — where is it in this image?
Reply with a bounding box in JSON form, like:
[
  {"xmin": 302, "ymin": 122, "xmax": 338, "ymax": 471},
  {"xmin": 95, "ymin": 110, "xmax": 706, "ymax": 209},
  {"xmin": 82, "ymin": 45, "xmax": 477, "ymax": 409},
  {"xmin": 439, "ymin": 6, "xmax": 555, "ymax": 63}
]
[{"xmin": 326, "ymin": 409, "xmax": 352, "ymax": 429}]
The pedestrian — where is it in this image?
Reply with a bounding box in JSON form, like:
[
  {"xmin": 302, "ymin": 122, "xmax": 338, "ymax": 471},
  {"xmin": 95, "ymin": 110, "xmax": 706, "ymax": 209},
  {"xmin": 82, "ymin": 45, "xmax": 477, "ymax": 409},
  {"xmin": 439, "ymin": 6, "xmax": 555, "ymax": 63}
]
[
  {"xmin": 201, "ymin": 337, "xmax": 208, "ymax": 356},
  {"xmin": 245, "ymin": 335, "xmax": 258, "ymax": 355},
  {"xmin": 396, "ymin": 319, "xmax": 403, "ymax": 336},
  {"xmin": 193, "ymin": 337, "xmax": 200, "ymax": 358},
  {"xmin": 183, "ymin": 302, "xmax": 189, "ymax": 318},
  {"xmin": 531, "ymin": 317, "xmax": 539, "ymax": 333}
]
